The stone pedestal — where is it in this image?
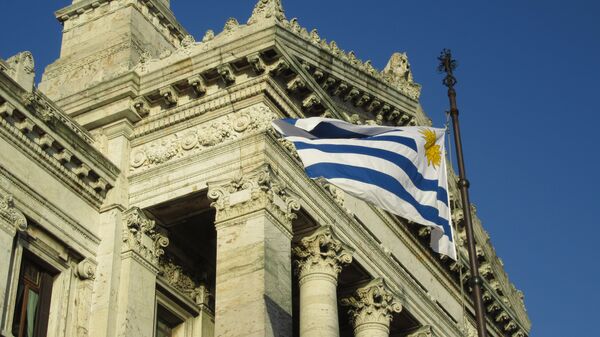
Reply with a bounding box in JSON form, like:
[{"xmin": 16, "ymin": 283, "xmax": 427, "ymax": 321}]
[
  {"xmin": 0, "ymin": 193, "xmax": 27, "ymax": 332},
  {"xmin": 294, "ymin": 226, "xmax": 353, "ymax": 337},
  {"xmin": 115, "ymin": 207, "xmax": 169, "ymax": 337},
  {"xmin": 208, "ymin": 165, "xmax": 299, "ymax": 337},
  {"xmin": 341, "ymin": 278, "xmax": 402, "ymax": 337}
]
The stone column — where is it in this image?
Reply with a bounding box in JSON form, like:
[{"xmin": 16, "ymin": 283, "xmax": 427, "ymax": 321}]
[
  {"xmin": 294, "ymin": 226, "xmax": 353, "ymax": 337},
  {"xmin": 114, "ymin": 207, "xmax": 169, "ymax": 337},
  {"xmin": 208, "ymin": 165, "xmax": 300, "ymax": 337},
  {"xmin": 341, "ymin": 278, "xmax": 402, "ymax": 337},
  {"xmin": 0, "ymin": 193, "xmax": 27, "ymax": 333}
]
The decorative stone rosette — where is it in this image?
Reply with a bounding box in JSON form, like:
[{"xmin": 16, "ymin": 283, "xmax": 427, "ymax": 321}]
[
  {"xmin": 122, "ymin": 207, "xmax": 169, "ymax": 266},
  {"xmin": 130, "ymin": 104, "xmax": 277, "ymax": 171},
  {"xmin": 341, "ymin": 278, "xmax": 402, "ymax": 330},
  {"xmin": 207, "ymin": 164, "xmax": 300, "ymax": 225},
  {"xmin": 293, "ymin": 226, "xmax": 353, "ymax": 279}
]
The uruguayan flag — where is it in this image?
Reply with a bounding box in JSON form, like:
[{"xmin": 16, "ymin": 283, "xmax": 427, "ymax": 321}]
[{"xmin": 272, "ymin": 117, "xmax": 456, "ymax": 260}]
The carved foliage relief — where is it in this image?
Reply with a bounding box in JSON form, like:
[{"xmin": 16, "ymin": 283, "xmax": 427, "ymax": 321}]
[
  {"xmin": 130, "ymin": 104, "xmax": 277, "ymax": 172},
  {"xmin": 341, "ymin": 278, "xmax": 402, "ymax": 328},
  {"xmin": 122, "ymin": 207, "xmax": 169, "ymax": 266},
  {"xmin": 207, "ymin": 165, "xmax": 300, "ymax": 225},
  {"xmin": 0, "ymin": 193, "xmax": 27, "ymax": 234}
]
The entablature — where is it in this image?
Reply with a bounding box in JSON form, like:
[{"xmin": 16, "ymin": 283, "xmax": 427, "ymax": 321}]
[{"xmin": 0, "ymin": 71, "xmax": 119, "ymax": 207}]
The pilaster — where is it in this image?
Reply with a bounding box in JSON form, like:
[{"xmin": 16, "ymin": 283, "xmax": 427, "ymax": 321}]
[
  {"xmin": 89, "ymin": 120, "xmax": 133, "ymax": 337},
  {"xmin": 293, "ymin": 226, "xmax": 353, "ymax": 337},
  {"xmin": 0, "ymin": 193, "xmax": 27, "ymax": 333},
  {"xmin": 341, "ymin": 278, "xmax": 402, "ymax": 337},
  {"xmin": 115, "ymin": 207, "xmax": 169, "ymax": 337},
  {"xmin": 208, "ymin": 164, "xmax": 299, "ymax": 337}
]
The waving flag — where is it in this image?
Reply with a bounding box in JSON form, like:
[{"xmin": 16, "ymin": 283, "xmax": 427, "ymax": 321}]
[{"xmin": 272, "ymin": 117, "xmax": 456, "ymax": 260}]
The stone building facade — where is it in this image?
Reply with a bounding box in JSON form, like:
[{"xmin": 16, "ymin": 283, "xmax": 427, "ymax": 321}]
[{"xmin": 0, "ymin": 1, "xmax": 530, "ymax": 336}]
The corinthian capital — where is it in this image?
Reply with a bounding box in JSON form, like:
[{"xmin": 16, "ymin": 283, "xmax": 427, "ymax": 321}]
[
  {"xmin": 0, "ymin": 193, "xmax": 27, "ymax": 235},
  {"xmin": 341, "ymin": 278, "xmax": 402, "ymax": 330},
  {"xmin": 293, "ymin": 226, "xmax": 353, "ymax": 279},
  {"xmin": 122, "ymin": 207, "xmax": 169, "ymax": 267},
  {"xmin": 207, "ymin": 165, "xmax": 300, "ymax": 225}
]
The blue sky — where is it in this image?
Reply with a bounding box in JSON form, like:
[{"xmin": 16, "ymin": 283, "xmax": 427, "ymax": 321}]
[{"xmin": 1, "ymin": 1, "xmax": 598, "ymax": 336}]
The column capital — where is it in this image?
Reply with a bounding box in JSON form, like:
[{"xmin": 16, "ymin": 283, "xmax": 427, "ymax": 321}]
[
  {"xmin": 207, "ymin": 164, "xmax": 300, "ymax": 225},
  {"xmin": 0, "ymin": 193, "xmax": 27, "ymax": 236},
  {"xmin": 293, "ymin": 226, "xmax": 353, "ymax": 280},
  {"xmin": 122, "ymin": 207, "xmax": 169, "ymax": 268},
  {"xmin": 341, "ymin": 278, "xmax": 402, "ymax": 330}
]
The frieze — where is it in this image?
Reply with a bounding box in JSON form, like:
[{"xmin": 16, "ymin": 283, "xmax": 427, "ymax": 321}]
[{"xmin": 130, "ymin": 104, "xmax": 277, "ymax": 171}]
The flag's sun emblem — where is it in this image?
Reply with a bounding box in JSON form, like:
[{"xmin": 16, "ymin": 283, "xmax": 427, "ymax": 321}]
[{"xmin": 420, "ymin": 129, "xmax": 442, "ymax": 168}]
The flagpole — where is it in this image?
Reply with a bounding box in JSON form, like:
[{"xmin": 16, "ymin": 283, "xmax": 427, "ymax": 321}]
[{"xmin": 438, "ymin": 49, "xmax": 488, "ymax": 337}]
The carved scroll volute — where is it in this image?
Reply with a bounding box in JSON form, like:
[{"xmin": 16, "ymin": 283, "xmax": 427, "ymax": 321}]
[
  {"xmin": 76, "ymin": 259, "xmax": 96, "ymax": 280},
  {"xmin": 122, "ymin": 207, "xmax": 169, "ymax": 267},
  {"xmin": 207, "ymin": 165, "xmax": 300, "ymax": 225},
  {"xmin": 0, "ymin": 193, "xmax": 27, "ymax": 235},
  {"xmin": 293, "ymin": 226, "xmax": 353, "ymax": 280}
]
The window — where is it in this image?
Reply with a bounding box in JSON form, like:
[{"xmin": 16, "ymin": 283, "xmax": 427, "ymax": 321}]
[{"xmin": 11, "ymin": 256, "xmax": 54, "ymax": 337}]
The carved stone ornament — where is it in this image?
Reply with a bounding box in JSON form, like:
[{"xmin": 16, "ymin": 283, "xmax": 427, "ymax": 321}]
[
  {"xmin": 158, "ymin": 259, "xmax": 211, "ymax": 307},
  {"xmin": 223, "ymin": 17, "xmax": 240, "ymax": 32},
  {"xmin": 122, "ymin": 207, "xmax": 169, "ymax": 266},
  {"xmin": 22, "ymin": 91, "xmax": 56, "ymax": 123},
  {"xmin": 217, "ymin": 64, "xmax": 236, "ymax": 85},
  {"xmin": 278, "ymin": 18, "xmax": 422, "ymax": 100},
  {"xmin": 247, "ymin": 53, "xmax": 266, "ymax": 74},
  {"xmin": 202, "ymin": 29, "xmax": 215, "ymax": 42},
  {"xmin": 341, "ymin": 278, "xmax": 402, "ymax": 329},
  {"xmin": 76, "ymin": 259, "xmax": 96, "ymax": 280},
  {"xmin": 208, "ymin": 165, "xmax": 300, "ymax": 225},
  {"xmin": 381, "ymin": 53, "xmax": 422, "ymax": 100},
  {"xmin": 407, "ymin": 325, "xmax": 435, "ymax": 337},
  {"xmin": 247, "ymin": 0, "xmax": 286, "ymax": 24},
  {"xmin": 316, "ymin": 180, "xmax": 352, "ymax": 215},
  {"xmin": 132, "ymin": 96, "xmax": 150, "ymax": 117},
  {"xmin": 293, "ymin": 226, "xmax": 353, "ymax": 279},
  {"xmin": 0, "ymin": 193, "xmax": 27, "ymax": 234},
  {"xmin": 159, "ymin": 86, "xmax": 178, "ymax": 106},
  {"xmin": 187, "ymin": 75, "xmax": 207, "ymax": 96},
  {"xmin": 130, "ymin": 104, "xmax": 278, "ymax": 171}
]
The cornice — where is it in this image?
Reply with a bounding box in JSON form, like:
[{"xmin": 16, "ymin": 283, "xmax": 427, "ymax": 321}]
[{"xmin": 0, "ymin": 78, "xmax": 118, "ymax": 208}]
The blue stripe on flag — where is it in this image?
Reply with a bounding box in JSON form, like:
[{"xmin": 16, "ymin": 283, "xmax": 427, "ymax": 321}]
[
  {"xmin": 294, "ymin": 142, "xmax": 448, "ymax": 205},
  {"xmin": 282, "ymin": 118, "xmax": 298, "ymax": 126},
  {"xmin": 363, "ymin": 135, "xmax": 417, "ymax": 152},
  {"xmin": 307, "ymin": 122, "xmax": 378, "ymax": 139},
  {"xmin": 304, "ymin": 162, "xmax": 452, "ymax": 240}
]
